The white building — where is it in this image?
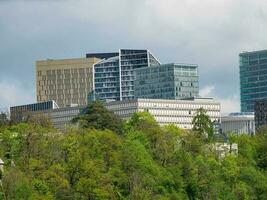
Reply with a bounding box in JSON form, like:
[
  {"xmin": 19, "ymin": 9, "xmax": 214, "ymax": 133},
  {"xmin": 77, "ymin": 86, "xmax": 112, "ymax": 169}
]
[
  {"xmin": 0, "ymin": 158, "xmax": 4, "ymax": 173},
  {"xmin": 104, "ymin": 98, "xmax": 220, "ymax": 129},
  {"xmin": 213, "ymin": 143, "xmax": 238, "ymax": 159},
  {"xmin": 221, "ymin": 112, "xmax": 255, "ymax": 135}
]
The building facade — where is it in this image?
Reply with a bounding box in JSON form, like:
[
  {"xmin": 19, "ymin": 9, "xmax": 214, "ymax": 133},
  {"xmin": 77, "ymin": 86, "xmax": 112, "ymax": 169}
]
[
  {"xmin": 134, "ymin": 63, "xmax": 199, "ymax": 99},
  {"xmin": 255, "ymin": 99, "xmax": 267, "ymax": 130},
  {"xmin": 10, "ymin": 100, "xmax": 59, "ymax": 123},
  {"xmin": 221, "ymin": 112, "xmax": 255, "ymax": 135},
  {"xmin": 104, "ymin": 98, "xmax": 220, "ymax": 129},
  {"xmin": 240, "ymin": 49, "xmax": 267, "ymax": 112},
  {"xmin": 34, "ymin": 105, "xmax": 85, "ymax": 130},
  {"xmin": 36, "ymin": 57, "xmax": 100, "ymax": 107},
  {"xmin": 91, "ymin": 49, "xmax": 160, "ymax": 102},
  {"xmin": 10, "ymin": 101, "xmax": 85, "ymax": 130}
]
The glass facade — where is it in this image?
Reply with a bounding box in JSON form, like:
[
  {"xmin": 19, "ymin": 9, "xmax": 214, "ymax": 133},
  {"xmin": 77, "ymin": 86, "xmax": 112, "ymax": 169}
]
[
  {"xmin": 134, "ymin": 63, "xmax": 199, "ymax": 99},
  {"xmin": 10, "ymin": 100, "xmax": 59, "ymax": 122},
  {"xmin": 94, "ymin": 56, "xmax": 121, "ymax": 101},
  {"xmin": 240, "ymin": 50, "xmax": 267, "ymax": 112},
  {"xmin": 93, "ymin": 49, "xmax": 160, "ymax": 102},
  {"xmin": 255, "ymin": 99, "xmax": 267, "ymax": 130}
]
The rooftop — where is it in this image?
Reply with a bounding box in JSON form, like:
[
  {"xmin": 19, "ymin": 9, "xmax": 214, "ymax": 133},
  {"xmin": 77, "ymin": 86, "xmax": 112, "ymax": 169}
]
[
  {"xmin": 86, "ymin": 52, "xmax": 119, "ymax": 59},
  {"xmin": 239, "ymin": 49, "xmax": 267, "ymax": 56}
]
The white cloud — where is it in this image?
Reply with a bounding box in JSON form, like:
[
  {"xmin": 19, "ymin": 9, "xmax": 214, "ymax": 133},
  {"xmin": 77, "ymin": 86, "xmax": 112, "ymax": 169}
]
[
  {"xmin": 0, "ymin": 81, "xmax": 34, "ymax": 111},
  {"xmin": 200, "ymin": 85, "xmax": 240, "ymax": 114},
  {"xmin": 219, "ymin": 95, "xmax": 240, "ymax": 115},
  {"xmin": 199, "ymin": 86, "xmax": 215, "ymax": 97},
  {"xmin": 0, "ymin": 0, "xmax": 266, "ymax": 113}
]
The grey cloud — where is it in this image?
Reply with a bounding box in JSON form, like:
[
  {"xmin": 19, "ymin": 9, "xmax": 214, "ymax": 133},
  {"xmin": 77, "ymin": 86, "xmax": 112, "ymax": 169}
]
[{"xmin": 0, "ymin": 0, "xmax": 267, "ymax": 111}]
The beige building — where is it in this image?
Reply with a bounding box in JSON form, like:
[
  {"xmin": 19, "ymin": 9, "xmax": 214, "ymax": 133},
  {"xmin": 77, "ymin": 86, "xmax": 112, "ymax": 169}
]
[{"xmin": 36, "ymin": 57, "xmax": 100, "ymax": 107}]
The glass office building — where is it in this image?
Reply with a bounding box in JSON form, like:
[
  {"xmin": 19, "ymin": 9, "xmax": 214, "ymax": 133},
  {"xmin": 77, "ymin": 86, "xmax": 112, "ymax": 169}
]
[
  {"xmin": 240, "ymin": 50, "xmax": 267, "ymax": 112},
  {"xmin": 255, "ymin": 99, "xmax": 267, "ymax": 130},
  {"xmin": 10, "ymin": 100, "xmax": 59, "ymax": 122},
  {"xmin": 92, "ymin": 49, "xmax": 160, "ymax": 101},
  {"xmin": 94, "ymin": 56, "xmax": 121, "ymax": 101},
  {"xmin": 134, "ymin": 63, "xmax": 199, "ymax": 99}
]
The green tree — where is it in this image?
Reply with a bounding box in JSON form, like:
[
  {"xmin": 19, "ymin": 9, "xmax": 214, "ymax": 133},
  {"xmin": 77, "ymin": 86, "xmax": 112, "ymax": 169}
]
[
  {"xmin": 72, "ymin": 101, "xmax": 123, "ymax": 134},
  {"xmin": 0, "ymin": 112, "xmax": 9, "ymax": 127},
  {"xmin": 192, "ymin": 108, "xmax": 213, "ymax": 140},
  {"xmin": 1, "ymin": 107, "xmax": 267, "ymax": 199}
]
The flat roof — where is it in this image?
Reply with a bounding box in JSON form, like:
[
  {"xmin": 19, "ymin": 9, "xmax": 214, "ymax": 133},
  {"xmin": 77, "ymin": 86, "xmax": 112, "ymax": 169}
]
[
  {"xmin": 104, "ymin": 98, "xmax": 220, "ymax": 106},
  {"xmin": 134, "ymin": 63, "xmax": 198, "ymax": 71},
  {"xmin": 86, "ymin": 52, "xmax": 119, "ymax": 59},
  {"xmin": 10, "ymin": 100, "xmax": 58, "ymax": 109},
  {"xmin": 239, "ymin": 49, "xmax": 267, "ymax": 56}
]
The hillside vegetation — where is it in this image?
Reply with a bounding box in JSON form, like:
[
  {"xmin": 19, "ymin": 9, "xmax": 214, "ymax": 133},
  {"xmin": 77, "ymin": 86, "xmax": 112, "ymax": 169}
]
[{"xmin": 0, "ymin": 102, "xmax": 267, "ymax": 200}]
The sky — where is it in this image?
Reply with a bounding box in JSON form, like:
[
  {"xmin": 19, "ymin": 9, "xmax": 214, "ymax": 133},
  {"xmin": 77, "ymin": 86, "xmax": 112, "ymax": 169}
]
[{"xmin": 1, "ymin": 0, "xmax": 267, "ymax": 114}]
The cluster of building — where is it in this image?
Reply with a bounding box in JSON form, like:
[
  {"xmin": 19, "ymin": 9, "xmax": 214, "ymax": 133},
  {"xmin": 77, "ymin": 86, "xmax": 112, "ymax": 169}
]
[{"xmin": 9, "ymin": 48, "xmax": 267, "ymax": 135}]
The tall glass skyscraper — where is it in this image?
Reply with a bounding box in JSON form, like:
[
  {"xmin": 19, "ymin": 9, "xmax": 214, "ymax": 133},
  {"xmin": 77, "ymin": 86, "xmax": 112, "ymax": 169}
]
[
  {"xmin": 89, "ymin": 49, "xmax": 160, "ymax": 101},
  {"xmin": 134, "ymin": 63, "xmax": 199, "ymax": 99},
  {"xmin": 240, "ymin": 50, "xmax": 267, "ymax": 112}
]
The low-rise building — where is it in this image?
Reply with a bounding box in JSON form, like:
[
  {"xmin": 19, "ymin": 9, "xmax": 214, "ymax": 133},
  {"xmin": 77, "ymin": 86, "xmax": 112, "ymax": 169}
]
[
  {"xmin": 11, "ymin": 97, "xmax": 220, "ymax": 131},
  {"xmin": 34, "ymin": 105, "xmax": 85, "ymax": 130},
  {"xmin": 10, "ymin": 101, "xmax": 85, "ymax": 130},
  {"xmin": 221, "ymin": 112, "xmax": 255, "ymax": 135},
  {"xmin": 104, "ymin": 98, "xmax": 220, "ymax": 129},
  {"xmin": 213, "ymin": 143, "xmax": 238, "ymax": 159},
  {"xmin": 10, "ymin": 101, "xmax": 59, "ymax": 123}
]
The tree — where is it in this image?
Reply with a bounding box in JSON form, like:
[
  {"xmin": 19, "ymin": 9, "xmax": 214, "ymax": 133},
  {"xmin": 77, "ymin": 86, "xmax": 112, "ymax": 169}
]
[
  {"xmin": 1, "ymin": 108, "xmax": 267, "ymax": 199},
  {"xmin": 192, "ymin": 108, "xmax": 213, "ymax": 140},
  {"xmin": 0, "ymin": 112, "xmax": 9, "ymax": 127},
  {"xmin": 72, "ymin": 101, "xmax": 123, "ymax": 134},
  {"xmin": 26, "ymin": 114, "xmax": 53, "ymax": 129}
]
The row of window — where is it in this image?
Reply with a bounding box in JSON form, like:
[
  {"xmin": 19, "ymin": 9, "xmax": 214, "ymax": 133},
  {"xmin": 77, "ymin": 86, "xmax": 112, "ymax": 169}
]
[{"xmin": 138, "ymin": 102, "xmax": 220, "ymax": 110}]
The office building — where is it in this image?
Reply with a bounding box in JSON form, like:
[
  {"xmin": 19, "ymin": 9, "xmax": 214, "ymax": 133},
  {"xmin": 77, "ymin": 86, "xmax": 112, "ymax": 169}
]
[
  {"xmin": 36, "ymin": 57, "xmax": 100, "ymax": 107},
  {"xmin": 240, "ymin": 49, "xmax": 267, "ymax": 112},
  {"xmin": 10, "ymin": 100, "xmax": 59, "ymax": 123},
  {"xmin": 221, "ymin": 112, "xmax": 255, "ymax": 135},
  {"xmin": 10, "ymin": 101, "xmax": 85, "ymax": 130},
  {"xmin": 33, "ymin": 105, "xmax": 85, "ymax": 130},
  {"xmin": 134, "ymin": 63, "xmax": 199, "ymax": 99},
  {"xmin": 89, "ymin": 49, "xmax": 160, "ymax": 101},
  {"xmin": 104, "ymin": 98, "xmax": 220, "ymax": 129},
  {"xmin": 255, "ymin": 99, "xmax": 267, "ymax": 130}
]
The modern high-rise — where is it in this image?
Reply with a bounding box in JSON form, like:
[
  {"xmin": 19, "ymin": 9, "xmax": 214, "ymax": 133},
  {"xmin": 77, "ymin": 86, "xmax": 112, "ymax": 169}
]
[
  {"xmin": 134, "ymin": 63, "xmax": 199, "ymax": 99},
  {"xmin": 240, "ymin": 49, "xmax": 267, "ymax": 112},
  {"xmin": 36, "ymin": 57, "xmax": 100, "ymax": 107},
  {"xmin": 87, "ymin": 49, "xmax": 160, "ymax": 101}
]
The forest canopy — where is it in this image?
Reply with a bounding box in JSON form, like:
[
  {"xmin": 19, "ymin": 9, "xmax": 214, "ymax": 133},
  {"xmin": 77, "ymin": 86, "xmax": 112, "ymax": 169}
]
[{"xmin": 0, "ymin": 103, "xmax": 266, "ymax": 200}]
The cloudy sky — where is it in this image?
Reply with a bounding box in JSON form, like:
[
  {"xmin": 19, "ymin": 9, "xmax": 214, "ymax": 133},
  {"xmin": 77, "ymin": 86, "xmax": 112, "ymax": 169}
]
[{"xmin": 1, "ymin": 0, "xmax": 267, "ymax": 114}]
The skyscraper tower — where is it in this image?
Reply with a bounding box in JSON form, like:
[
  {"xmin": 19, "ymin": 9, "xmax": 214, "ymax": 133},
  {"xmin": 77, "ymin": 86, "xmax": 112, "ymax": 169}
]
[
  {"xmin": 240, "ymin": 49, "xmax": 267, "ymax": 112},
  {"xmin": 36, "ymin": 57, "xmax": 100, "ymax": 107},
  {"xmin": 88, "ymin": 49, "xmax": 160, "ymax": 101}
]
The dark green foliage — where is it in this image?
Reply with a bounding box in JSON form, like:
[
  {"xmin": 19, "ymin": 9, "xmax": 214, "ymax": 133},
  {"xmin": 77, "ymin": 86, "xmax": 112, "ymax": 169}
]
[
  {"xmin": 72, "ymin": 101, "xmax": 124, "ymax": 134},
  {"xmin": 192, "ymin": 107, "xmax": 213, "ymax": 140},
  {"xmin": 0, "ymin": 111, "xmax": 266, "ymax": 199}
]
